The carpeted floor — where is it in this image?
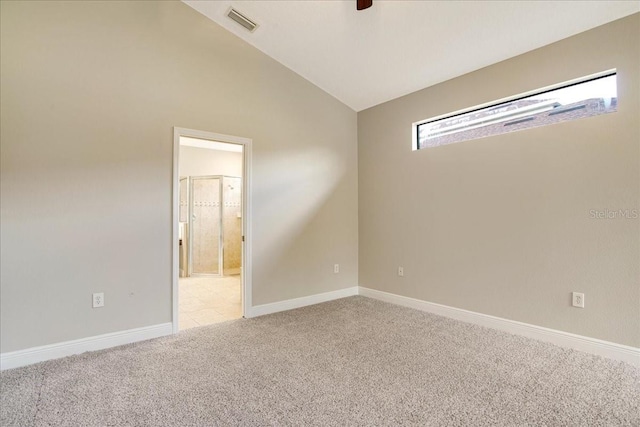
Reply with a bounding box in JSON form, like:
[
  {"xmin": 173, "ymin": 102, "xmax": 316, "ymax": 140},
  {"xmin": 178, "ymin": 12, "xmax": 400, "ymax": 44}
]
[{"xmin": 1, "ymin": 296, "xmax": 639, "ymax": 426}]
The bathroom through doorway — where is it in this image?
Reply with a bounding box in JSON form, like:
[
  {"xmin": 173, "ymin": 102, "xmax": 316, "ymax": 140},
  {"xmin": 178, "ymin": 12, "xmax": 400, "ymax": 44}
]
[{"xmin": 172, "ymin": 129, "xmax": 251, "ymax": 332}]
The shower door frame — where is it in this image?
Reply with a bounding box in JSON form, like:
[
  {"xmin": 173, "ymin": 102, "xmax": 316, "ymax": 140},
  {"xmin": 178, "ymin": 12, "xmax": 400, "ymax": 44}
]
[
  {"xmin": 187, "ymin": 175, "xmax": 223, "ymax": 278},
  {"xmin": 186, "ymin": 175, "xmax": 242, "ymax": 278}
]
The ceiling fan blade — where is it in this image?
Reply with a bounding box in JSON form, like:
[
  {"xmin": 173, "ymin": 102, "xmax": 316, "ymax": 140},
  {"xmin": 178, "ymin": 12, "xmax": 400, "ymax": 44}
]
[{"xmin": 357, "ymin": 0, "xmax": 373, "ymax": 11}]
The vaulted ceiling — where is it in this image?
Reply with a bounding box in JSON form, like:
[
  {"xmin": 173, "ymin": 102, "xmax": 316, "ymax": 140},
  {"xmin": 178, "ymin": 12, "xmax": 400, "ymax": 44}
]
[{"xmin": 184, "ymin": 1, "xmax": 639, "ymax": 112}]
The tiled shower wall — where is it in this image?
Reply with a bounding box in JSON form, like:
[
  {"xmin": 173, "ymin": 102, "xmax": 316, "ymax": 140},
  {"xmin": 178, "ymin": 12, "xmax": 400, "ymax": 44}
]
[
  {"xmin": 191, "ymin": 177, "xmax": 221, "ymax": 275},
  {"xmin": 223, "ymin": 176, "xmax": 242, "ymax": 274}
]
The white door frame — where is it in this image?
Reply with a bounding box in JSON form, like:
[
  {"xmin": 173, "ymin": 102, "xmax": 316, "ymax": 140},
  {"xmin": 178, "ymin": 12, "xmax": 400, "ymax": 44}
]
[{"xmin": 172, "ymin": 127, "xmax": 252, "ymax": 334}]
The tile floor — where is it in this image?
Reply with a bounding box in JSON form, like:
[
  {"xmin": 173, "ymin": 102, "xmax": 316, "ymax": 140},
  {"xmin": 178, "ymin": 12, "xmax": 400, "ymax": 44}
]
[{"xmin": 179, "ymin": 275, "xmax": 242, "ymax": 331}]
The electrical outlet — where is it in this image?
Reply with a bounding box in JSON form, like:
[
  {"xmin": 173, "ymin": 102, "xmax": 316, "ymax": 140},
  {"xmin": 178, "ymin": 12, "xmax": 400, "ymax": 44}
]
[
  {"xmin": 93, "ymin": 292, "xmax": 104, "ymax": 308},
  {"xmin": 334, "ymin": 264, "xmax": 340, "ymax": 273},
  {"xmin": 572, "ymin": 292, "xmax": 585, "ymax": 308},
  {"xmin": 398, "ymin": 266, "xmax": 404, "ymax": 277}
]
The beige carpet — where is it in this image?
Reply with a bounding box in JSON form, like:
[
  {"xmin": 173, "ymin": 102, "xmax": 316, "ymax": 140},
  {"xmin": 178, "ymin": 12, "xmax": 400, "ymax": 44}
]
[{"xmin": 1, "ymin": 296, "xmax": 639, "ymax": 426}]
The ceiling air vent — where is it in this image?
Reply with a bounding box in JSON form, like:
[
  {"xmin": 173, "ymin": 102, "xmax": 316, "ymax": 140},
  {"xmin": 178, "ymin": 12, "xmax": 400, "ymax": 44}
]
[{"xmin": 226, "ymin": 8, "xmax": 258, "ymax": 32}]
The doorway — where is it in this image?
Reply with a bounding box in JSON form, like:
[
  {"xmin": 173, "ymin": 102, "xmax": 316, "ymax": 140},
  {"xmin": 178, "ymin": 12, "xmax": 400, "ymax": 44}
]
[{"xmin": 172, "ymin": 128, "xmax": 252, "ymax": 333}]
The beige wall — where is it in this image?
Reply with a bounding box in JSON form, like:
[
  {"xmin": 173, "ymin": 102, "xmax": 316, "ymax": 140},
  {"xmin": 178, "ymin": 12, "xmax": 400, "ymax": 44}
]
[
  {"xmin": 0, "ymin": 1, "xmax": 358, "ymax": 353},
  {"xmin": 358, "ymin": 14, "xmax": 639, "ymax": 347},
  {"xmin": 179, "ymin": 146, "xmax": 242, "ymax": 178}
]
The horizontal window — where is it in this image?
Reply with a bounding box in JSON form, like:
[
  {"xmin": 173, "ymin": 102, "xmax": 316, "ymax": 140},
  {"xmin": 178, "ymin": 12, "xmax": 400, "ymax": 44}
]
[{"xmin": 414, "ymin": 70, "xmax": 617, "ymax": 150}]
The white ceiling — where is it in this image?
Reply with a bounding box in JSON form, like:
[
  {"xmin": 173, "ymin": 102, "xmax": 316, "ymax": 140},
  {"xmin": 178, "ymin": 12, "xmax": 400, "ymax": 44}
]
[{"xmin": 184, "ymin": 1, "xmax": 639, "ymax": 112}]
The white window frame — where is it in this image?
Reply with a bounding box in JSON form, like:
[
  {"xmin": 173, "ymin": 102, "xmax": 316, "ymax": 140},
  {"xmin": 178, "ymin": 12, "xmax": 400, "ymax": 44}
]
[{"xmin": 412, "ymin": 69, "xmax": 617, "ymax": 150}]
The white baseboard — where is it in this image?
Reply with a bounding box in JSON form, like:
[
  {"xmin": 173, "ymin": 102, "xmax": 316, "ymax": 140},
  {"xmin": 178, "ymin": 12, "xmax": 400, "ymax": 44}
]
[
  {"xmin": 358, "ymin": 287, "xmax": 640, "ymax": 367},
  {"xmin": 1, "ymin": 323, "xmax": 173, "ymax": 371},
  {"xmin": 247, "ymin": 286, "xmax": 359, "ymax": 318},
  {"xmin": 4, "ymin": 289, "xmax": 636, "ymax": 370}
]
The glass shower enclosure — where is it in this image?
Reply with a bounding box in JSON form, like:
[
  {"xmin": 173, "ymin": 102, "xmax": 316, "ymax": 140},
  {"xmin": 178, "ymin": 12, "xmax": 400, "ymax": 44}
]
[{"xmin": 179, "ymin": 175, "xmax": 242, "ymax": 277}]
